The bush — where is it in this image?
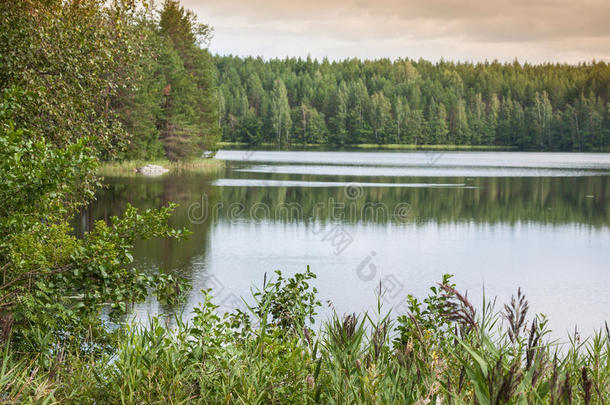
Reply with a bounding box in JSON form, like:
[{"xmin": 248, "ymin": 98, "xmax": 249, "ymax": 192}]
[{"xmin": 3, "ymin": 269, "xmax": 610, "ymax": 404}]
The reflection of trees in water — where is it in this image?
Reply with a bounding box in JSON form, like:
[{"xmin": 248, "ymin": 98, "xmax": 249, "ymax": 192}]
[
  {"xmin": 78, "ymin": 173, "xmax": 610, "ymax": 239},
  {"xmin": 76, "ymin": 173, "xmax": 222, "ymax": 296},
  {"xmin": 76, "ymin": 172, "xmax": 609, "ymax": 320},
  {"xmin": 76, "ymin": 173, "xmax": 610, "ymax": 265},
  {"xmin": 215, "ymin": 176, "xmax": 610, "ymax": 227}
]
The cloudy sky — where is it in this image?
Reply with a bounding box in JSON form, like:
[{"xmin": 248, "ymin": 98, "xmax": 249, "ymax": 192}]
[{"xmin": 181, "ymin": 0, "xmax": 610, "ymax": 63}]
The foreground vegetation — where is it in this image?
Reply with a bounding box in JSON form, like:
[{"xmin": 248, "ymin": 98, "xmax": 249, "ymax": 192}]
[{"xmin": 2, "ymin": 269, "xmax": 609, "ymax": 404}]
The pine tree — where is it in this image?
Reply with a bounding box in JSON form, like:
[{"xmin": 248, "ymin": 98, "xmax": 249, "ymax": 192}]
[
  {"xmin": 453, "ymin": 98, "xmax": 471, "ymax": 145},
  {"xmin": 270, "ymin": 79, "xmax": 291, "ymax": 145},
  {"xmin": 156, "ymin": 0, "xmax": 219, "ymax": 159},
  {"xmin": 210, "ymin": 54, "xmax": 609, "ymax": 151},
  {"xmin": 370, "ymin": 91, "xmax": 391, "ymax": 144}
]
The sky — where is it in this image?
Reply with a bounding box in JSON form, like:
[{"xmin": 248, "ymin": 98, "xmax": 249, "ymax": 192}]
[{"xmin": 179, "ymin": 0, "xmax": 610, "ymax": 64}]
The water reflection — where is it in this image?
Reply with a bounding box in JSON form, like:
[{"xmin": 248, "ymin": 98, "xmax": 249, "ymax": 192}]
[
  {"xmin": 236, "ymin": 164, "xmax": 610, "ymax": 177},
  {"xmin": 77, "ymin": 151, "xmax": 610, "ymax": 336},
  {"xmin": 216, "ymin": 150, "xmax": 610, "ymax": 169}
]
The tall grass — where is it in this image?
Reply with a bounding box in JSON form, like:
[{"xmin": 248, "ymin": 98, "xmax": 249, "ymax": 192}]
[
  {"xmin": 3, "ymin": 269, "xmax": 609, "ymax": 404},
  {"xmin": 97, "ymin": 158, "xmax": 226, "ymax": 177}
]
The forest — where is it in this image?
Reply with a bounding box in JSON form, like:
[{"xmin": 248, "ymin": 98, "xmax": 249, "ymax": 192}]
[
  {"xmin": 1, "ymin": 0, "xmax": 219, "ymax": 163},
  {"xmin": 216, "ymin": 56, "xmax": 610, "ymax": 151},
  {"xmin": 2, "ymin": 0, "xmax": 610, "ymax": 403}
]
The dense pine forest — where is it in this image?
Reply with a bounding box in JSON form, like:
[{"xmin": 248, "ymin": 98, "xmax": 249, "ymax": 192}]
[{"xmin": 215, "ymin": 56, "xmax": 610, "ymax": 151}]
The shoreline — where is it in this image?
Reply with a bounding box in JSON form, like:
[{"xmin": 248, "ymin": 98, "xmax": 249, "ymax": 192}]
[
  {"xmin": 218, "ymin": 142, "xmax": 520, "ymax": 151},
  {"xmin": 97, "ymin": 158, "xmax": 226, "ymax": 177}
]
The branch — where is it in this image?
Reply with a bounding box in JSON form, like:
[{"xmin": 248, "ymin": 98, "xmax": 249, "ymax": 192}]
[{"xmin": 0, "ymin": 263, "xmax": 73, "ymax": 293}]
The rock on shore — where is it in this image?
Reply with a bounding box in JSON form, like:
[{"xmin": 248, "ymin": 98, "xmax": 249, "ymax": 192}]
[{"xmin": 135, "ymin": 164, "xmax": 169, "ymax": 176}]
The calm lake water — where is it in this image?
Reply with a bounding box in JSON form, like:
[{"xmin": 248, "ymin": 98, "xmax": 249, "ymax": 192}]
[{"xmin": 79, "ymin": 150, "xmax": 610, "ymax": 336}]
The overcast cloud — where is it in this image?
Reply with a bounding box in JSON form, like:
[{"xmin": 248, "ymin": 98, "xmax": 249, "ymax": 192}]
[{"xmin": 179, "ymin": 0, "xmax": 610, "ymax": 63}]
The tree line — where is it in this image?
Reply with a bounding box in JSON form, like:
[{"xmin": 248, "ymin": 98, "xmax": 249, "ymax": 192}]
[
  {"xmin": 1, "ymin": 0, "xmax": 219, "ymax": 163},
  {"xmin": 121, "ymin": 1, "xmax": 219, "ymax": 160},
  {"xmin": 215, "ymin": 56, "xmax": 609, "ymax": 151}
]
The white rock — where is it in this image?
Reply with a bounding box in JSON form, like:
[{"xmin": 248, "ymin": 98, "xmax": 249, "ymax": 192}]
[{"xmin": 135, "ymin": 164, "xmax": 169, "ymax": 176}]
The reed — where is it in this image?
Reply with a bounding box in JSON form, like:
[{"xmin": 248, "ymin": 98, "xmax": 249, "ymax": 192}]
[
  {"xmin": 96, "ymin": 158, "xmax": 226, "ymax": 177},
  {"xmin": 2, "ymin": 269, "xmax": 609, "ymax": 404}
]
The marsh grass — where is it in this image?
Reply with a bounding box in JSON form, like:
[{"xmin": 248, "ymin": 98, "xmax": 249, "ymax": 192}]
[
  {"xmin": 97, "ymin": 158, "xmax": 226, "ymax": 177},
  {"xmin": 2, "ymin": 269, "xmax": 609, "ymax": 404}
]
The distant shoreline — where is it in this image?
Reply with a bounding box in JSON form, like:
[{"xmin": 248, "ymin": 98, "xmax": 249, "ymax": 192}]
[
  {"xmin": 218, "ymin": 142, "xmax": 518, "ymax": 151},
  {"xmin": 219, "ymin": 143, "xmax": 610, "ymax": 152},
  {"xmin": 218, "ymin": 142, "xmax": 510, "ymax": 151}
]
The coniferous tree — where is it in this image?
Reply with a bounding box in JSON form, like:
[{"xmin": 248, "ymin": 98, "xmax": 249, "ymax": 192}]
[
  {"xmin": 370, "ymin": 91, "xmax": 392, "ymax": 144},
  {"xmin": 270, "ymin": 79, "xmax": 291, "ymax": 145},
  {"xmin": 157, "ymin": 0, "xmax": 219, "ymax": 159},
  {"xmin": 212, "ymin": 54, "xmax": 608, "ymax": 151}
]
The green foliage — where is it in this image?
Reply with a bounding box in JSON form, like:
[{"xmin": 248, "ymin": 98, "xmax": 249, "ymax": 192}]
[
  {"xmin": 0, "ymin": 0, "xmax": 198, "ymax": 355},
  {"xmin": 268, "ymin": 79, "xmax": 292, "ymax": 146},
  {"xmin": 0, "ymin": 0, "xmax": 141, "ymax": 157},
  {"xmin": 0, "ymin": 343, "xmax": 56, "ymax": 403},
  {"xmin": 155, "ymin": 0, "xmax": 220, "ymax": 160},
  {"xmin": 1, "ymin": 0, "xmax": 609, "ymax": 402},
  {"xmin": 0, "ymin": 94, "xmax": 98, "ymax": 241},
  {"xmin": 4, "ymin": 270, "xmax": 610, "ymax": 403},
  {"xmin": 0, "ymin": 126, "xmax": 191, "ymax": 347},
  {"xmin": 0, "ymin": 0, "xmax": 220, "ymax": 163},
  {"xmin": 235, "ymin": 107, "xmax": 264, "ymax": 144},
  {"xmin": 252, "ymin": 267, "xmax": 321, "ymax": 333},
  {"xmin": 215, "ymin": 56, "xmax": 610, "ymax": 151},
  {"xmin": 394, "ymin": 273, "xmax": 455, "ymax": 348}
]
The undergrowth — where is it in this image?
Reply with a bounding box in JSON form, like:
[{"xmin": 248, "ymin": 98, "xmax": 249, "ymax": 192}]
[{"xmin": 2, "ymin": 268, "xmax": 608, "ymax": 404}]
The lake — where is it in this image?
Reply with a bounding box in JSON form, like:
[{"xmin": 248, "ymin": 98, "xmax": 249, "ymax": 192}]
[{"xmin": 79, "ymin": 150, "xmax": 610, "ymax": 337}]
